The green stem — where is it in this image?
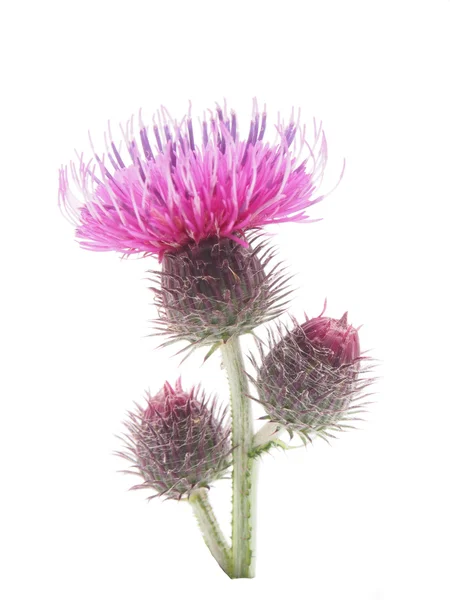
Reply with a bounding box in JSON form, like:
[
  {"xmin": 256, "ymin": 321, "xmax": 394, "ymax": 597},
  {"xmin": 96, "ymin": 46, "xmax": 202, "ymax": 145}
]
[
  {"xmin": 221, "ymin": 335, "xmax": 256, "ymax": 578},
  {"xmin": 189, "ymin": 488, "xmax": 231, "ymax": 575}
]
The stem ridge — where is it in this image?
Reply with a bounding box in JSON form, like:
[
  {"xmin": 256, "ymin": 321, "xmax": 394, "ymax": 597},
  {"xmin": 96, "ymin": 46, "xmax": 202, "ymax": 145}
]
[
  {"xmin": 221, "ymin": 336, "xmax": 256, "ymax": 578},
  {"xmin": 189, "ymin": 488, "xmax": 231, "ymax": 574}
]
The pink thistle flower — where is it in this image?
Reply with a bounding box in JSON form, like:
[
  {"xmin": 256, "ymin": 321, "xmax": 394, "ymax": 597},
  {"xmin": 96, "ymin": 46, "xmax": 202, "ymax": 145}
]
[
  {"xmin": 59, "ymin": 100, "xmax": 332, "ymax": 260},
  {"xmin": 117, "ymin": 379, "xmax": 231, "ymax": 500}
]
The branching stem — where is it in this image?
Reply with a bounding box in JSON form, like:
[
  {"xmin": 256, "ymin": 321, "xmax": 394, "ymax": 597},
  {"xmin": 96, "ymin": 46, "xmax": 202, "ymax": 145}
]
[{"xmin": 189, "ymin": 488, "xmax": 231, "ymax": 574}]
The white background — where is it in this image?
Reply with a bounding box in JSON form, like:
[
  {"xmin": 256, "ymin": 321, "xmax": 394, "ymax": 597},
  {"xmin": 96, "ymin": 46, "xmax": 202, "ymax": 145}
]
[{"xmin": 1, "ymin": 1, "xmax": 449, "ymax": 599}]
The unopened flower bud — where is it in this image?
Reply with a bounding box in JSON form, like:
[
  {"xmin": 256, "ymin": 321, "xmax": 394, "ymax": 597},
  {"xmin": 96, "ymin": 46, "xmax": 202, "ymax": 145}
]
[
  {"xmin": 301, "ymin": 312, "xmax": 360, "ymax": 367},
  {"xmin": 252, "ymin": 311, "xmax": 371, "ymax": 438},
  {"xmin": 152, "ymin": 234, "xmax": 290, "ymax": 345},
  {"xmin": 118, "ymin": 379, "xmax": 231, "ymax": 499}
]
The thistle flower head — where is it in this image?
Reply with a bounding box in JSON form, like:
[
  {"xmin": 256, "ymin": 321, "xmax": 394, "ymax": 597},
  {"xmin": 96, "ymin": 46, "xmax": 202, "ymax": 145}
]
[
  {"xmin": 251, "ymin": 310, "xmax": 372, "ymax": 441},
  {"xmin": 118, "ymin": 379, "xmax": 231, "ymax": 499},
  {"xmin": 152, "ymin": 231, "xmax": 291, "ymax": 346},
  {"xmin": 59, "ymin": 100, "xmax": 330, "ymax": 259}
]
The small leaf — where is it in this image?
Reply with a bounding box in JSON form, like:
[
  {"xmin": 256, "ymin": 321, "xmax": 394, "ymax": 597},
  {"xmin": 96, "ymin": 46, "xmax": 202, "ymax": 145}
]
[
  {"xmin": 202, "ymin": 342, "xmax": 223, "ymax": 364},
  {"xmin": 249, "ymin": 438, "xmax": 290, "ymax": 458}
]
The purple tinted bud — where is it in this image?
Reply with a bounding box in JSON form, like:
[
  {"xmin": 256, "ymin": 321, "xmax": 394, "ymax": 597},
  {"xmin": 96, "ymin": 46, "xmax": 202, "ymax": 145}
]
[
  {"xmin": 118, "ymin": 379, "xmax": 231, "ymax": 499},
  {"xmin": 301, "ymin": 312, "xmax": 361, "ymax": 367},
  {"xmin": 251, "ymin": 311, "xmax": 372, "ymax": 439},
  {"xmin": 152, "ymin": 233, "xmax": 291, "ymax": 346},
  {"xmin": 142, "ymin": 381, "xmax": 189, "ymax": 420}
]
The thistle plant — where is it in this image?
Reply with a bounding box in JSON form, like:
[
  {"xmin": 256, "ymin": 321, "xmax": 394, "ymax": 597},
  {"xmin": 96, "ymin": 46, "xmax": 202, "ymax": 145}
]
[{"xmin": 59, "ymin": 100, "xmax": 374, "ymax": 579}]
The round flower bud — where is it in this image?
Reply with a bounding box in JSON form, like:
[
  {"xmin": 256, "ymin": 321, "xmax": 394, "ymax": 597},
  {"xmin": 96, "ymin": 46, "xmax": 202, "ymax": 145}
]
[
  {"xmin": 118, "ymin": 379, "xmax": 231, "ymax": 499},
  {"xmin": 252, "ymin": 312, "xmax": 371, "ymax": 439},
  {"xmin": 152, "ymin": 233, "xmax": 291, "ymax": 346}
]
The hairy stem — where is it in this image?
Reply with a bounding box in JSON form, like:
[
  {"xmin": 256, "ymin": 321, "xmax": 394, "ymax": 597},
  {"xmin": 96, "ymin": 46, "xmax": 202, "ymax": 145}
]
[
  {"xmin": 189, "ymin": 488, "xmax": 231, "ymax": 575},
  {"xmin": 221, "ymin": 336, "xmax": 256, "ymax": 578}
]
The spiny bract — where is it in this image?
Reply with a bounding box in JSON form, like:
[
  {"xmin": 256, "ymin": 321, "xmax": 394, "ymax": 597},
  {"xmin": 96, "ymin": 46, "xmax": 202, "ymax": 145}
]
[{"xmin": 151, "ymin": 231, "xmax": 292, "ymax": 346}]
